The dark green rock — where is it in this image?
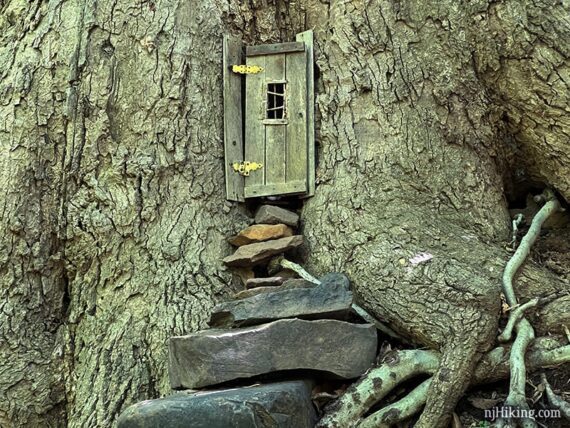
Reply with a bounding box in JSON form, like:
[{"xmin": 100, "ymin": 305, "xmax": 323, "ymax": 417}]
[
  {"xmin": 117, "ymin": 380, "xmax": 317, "ymax": 428},
  {"xmin": 209, "ymin": 273, "xmax": 352, "ymax": 327},
  {"xmin": 169, "ymin": 318, "xmax": 377, "ymax": 389},
  {"xmin": 254, "ymin": 205, "xmax": 299, "ymax": 226}
]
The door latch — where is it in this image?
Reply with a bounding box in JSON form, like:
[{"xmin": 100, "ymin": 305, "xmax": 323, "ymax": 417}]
[
  {"xmin": 232, "ymin": 161, "xmax": 263, "ymax": 176},
  {"xmin": 232, "ymin": 65, "xmax": 264, "ymax": 74}
]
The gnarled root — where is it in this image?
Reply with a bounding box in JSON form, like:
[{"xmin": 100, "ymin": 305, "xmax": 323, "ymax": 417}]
[
  {"xmin": 358, "ymin": 379, "xmax": 431, "ymax": 428},
  {"xmin": 316, "ymin": 349, "xmax": 439, "ymax": 428},
  {"xmin": 541, "ymin": 373, "xmax": 570, "ymax": 421},
  {"xmin": 415, "ymin": 340, "xmax": 484, "ymax": 428},
  {"xmin": 317, "ymin": 341, "xmax": 570, "ymax": 427},
  {"xmin": 497, "ymin": 192, "xmax": 561, "ymax": 427}
]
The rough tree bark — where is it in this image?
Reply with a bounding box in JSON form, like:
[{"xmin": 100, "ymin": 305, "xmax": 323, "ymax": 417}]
[
  {"xmin": 0, "ymin": 0, "xmax": 568, "ymax": 427},
  {"xmin": 303, "ymin": 1, "xmax": 570, "ymax": 426}
]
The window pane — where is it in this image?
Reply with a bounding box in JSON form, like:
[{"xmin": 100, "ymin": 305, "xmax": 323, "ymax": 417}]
[{"xmin": 267, "ymin": 83, "xmax": 285, "ymax": 119}]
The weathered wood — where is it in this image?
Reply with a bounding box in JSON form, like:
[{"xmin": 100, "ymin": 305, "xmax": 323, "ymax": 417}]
[
  {"xmin": 244, "ymin": 54, "xmax": 266, "ymax": 190},
  {"xmin": 264, "ymin": 54, "xmax": 287, "ymax": 186},
  {"xmin": 241, "ymin": 35, "xmax": 314, "ymax": 199},
  {"xmin": 262, "ymin": 119, "xmax": 288, "ymax": 125},
  {"xmin": 244, "ymin": 180, "xmax": 307, "ymax": 198},
  {"xmin": 223, "ymin": 35, "xmax": 245, "ymax": 201},
  {"xmin": 246, "ymin": 42, "xmax": 305, "ymax": 57},
  {"xmin": 285, "ymin": 50, "xmax": 308, "ymax": 193},
  {"xmin": 296, "ymin": 30, "xmax": 315, "ymax": 197}
]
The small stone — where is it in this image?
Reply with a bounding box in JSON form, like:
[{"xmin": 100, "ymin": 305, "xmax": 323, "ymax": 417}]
[
  {"xmin": 229, "ymin": 224, "xmax": 293, "ymax": 246},
  {"xmin": 255, "ymin": 205, "xmax": 299, "ymax": 227},
  {"xmin": 209, "ymin": 273, "xmax": 353, "ymax": 328},
  {"xmin": 245, "ymin": 277, "xmax": 285, "ymax": 289},
  {"xmin": 223, "ymin": 235, "xmax": 303, "ymax": 267},
  {"xmin": 169, "ymin": 319, "xmax": 377, "ymax": 389},
  {"xmin": 233, "ymin": 279, "xmax": 313, "ymax": 300},
  {"xmin": 117, "ymin": 380, "xmax": 317, "ymax": 428}
]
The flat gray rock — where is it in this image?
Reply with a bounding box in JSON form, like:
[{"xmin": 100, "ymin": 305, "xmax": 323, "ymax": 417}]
[
  {"xmin": 254, "ymin": 205, "xmax": 299, "ymax": 227},
  {"xmin": 223, "ymin": 235, "xmax": 303, "ymax": 267},
  {"xmin": 169, "ymin": 318, "xmax": 377, "ymax": 389},
  {"xmin": 117, "ymin": 380, "xmax": 316, "ymax": 428},
  {"xmin": 210, "ymin": 274, "xmax": 353, "ymax": 327}
]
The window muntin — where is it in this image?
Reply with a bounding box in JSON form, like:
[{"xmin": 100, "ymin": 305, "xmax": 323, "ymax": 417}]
[{"xmin": 267, "ymin": 82, "xmax": 286, "ymax": 119}]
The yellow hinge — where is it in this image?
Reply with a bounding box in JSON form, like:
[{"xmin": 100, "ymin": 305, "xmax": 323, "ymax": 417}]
[
  {"xmin": 232, "ymin": 65, "xmax": 264, "ymax": 74},
  {"xmin": 232, "ymin": 161, "xmax": 263, "ymax": 176}
]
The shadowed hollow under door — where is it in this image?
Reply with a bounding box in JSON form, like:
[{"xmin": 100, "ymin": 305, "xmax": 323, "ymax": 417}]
[{"xmin": 244, "ymin": 50, "xmax": 308, "ymax": 198}]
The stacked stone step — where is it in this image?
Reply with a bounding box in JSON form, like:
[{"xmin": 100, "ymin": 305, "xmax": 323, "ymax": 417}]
[
  {"xmin": 223, "ymin": 205, "xmax": 303, "ymax": 277},
  {"xmin": 117, "ymin": 205, "xmax": 378, "ymax": 428}
]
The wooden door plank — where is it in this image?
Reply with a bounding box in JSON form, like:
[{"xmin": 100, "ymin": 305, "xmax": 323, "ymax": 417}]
[
  {"xmin": 265, "ymin": 125, "xmax": 287, "ymax": 185},
  {"xmin": 263, "ymin": 54, "xmax": 287, "ymax": 187},
  {"xmin": 285, "ymin": 49, "xmax": 308, "ymax": 194},
  {"xmin": 246, "ymin": 42, "xmax": 305, "ymax": 57},
  {"xmin": 244, "ymin": 54, "xmax": 266, "ymax": 190},
  {"xmin": 296, "ymin": 30, "xmax": 315, "ymax": 197},
  {"xmin": 244, "ymin": 180, "xmax": 307, "ymax": 198},
  {"xmin": 223, "ymin": 35, "xmax": 245, "ymax": 202}
]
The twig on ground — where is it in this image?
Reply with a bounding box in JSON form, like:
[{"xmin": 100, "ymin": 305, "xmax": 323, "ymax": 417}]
[
  {"xmin": 273, "ymin": 256, "xmax": 321, "ymax": 284},
  {"xmin": 510, "ymin": 213, "xmax": 524, "ymax": 249}
]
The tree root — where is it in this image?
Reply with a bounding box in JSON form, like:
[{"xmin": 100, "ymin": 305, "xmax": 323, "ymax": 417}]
[
  {"xmin": 541, "ymin": 373, "xmax": 570, "ymax": 420},
  {"xmin": 498, "ymin": 192, "xmax": 561, "ymax": 428},
  {"xmin": 316, "ymin": 350, "xmax": 440, "ymax": 428},
  {"xmin": 317, "ymin": 341, "xmax": 570, "ymax": 427},
  {"xmin": 358, "ymin": 379, "xmax": 431, "ymax": 428},
  {"xmin": 499, "ymin": 299, "xmax": 539, "ymax": 343}
]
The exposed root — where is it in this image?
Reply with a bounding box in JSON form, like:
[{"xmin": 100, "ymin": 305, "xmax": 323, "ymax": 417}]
[
  {"xmin": 317, "ymin": 341, "xmax": 570, "ymax": 428},
  {"xmin": 415, "ymin": 340, "xmax": 484, "ymax": 428},
  {"xmin": 498, "ymin": 191, "xmax": 561, "ymax": 427},
  {"xmin": 474, "ymin": 340, "xmax": 570, "ymax": 384},
  {"xmin": 497, "ymin": 319, "xmax": 537, "ymax": 428},
  {"xmin": 541, "ymin": 374, "xmax": 570, "ymax": 420},
  {"xmin": 358, "ymin": 379, "xmax": 431, "ymax": 428},
  {"xmin": 499, "ymin": 298, "xmax": 539, "ymax": 343},
  {"xmin": 315, "ymin": 350, "xmax": 440, "ymax": 428}
]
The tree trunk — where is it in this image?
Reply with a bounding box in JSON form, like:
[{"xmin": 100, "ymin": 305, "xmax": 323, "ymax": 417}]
[
  {"xmin": 0, "ymin": 0, "xmax": 568, "ymax": 427},
  {"xmin": 302, "ymin": 1, "xmax": 570, "ymax": 426},
  {"xmin": 0, "ymin": 1, "xmax": 253, "ymax": 426}
]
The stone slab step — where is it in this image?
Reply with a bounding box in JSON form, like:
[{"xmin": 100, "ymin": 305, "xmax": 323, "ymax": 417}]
[
  {"xmin": 210, "ymin": 273, "xmax": 353, "ymax": 327},
  {"xmin": 117, "ymin": 380, "xmax": 316, "ymax": 428},
  {"xmin": 169, "ymin": 318, "xmax": 377, "ymax": 389},
  {"xmin": 229, "ymin": 224, "xmax": 293, "ymax": 246},
  {"xmin": 223, "ymin": 235, "xmax": 303, "ymax": 267}
]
